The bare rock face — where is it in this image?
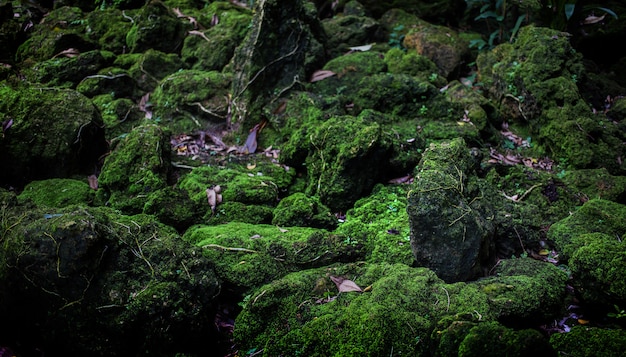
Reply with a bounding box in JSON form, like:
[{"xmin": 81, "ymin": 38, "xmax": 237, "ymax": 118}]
[{"xmin": 407, "ymin": 138, "xmax": 495, "ymax": 282}]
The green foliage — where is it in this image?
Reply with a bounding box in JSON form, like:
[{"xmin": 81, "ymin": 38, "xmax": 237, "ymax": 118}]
[
  {"xmin": 465, "ymin": 0, "xmax": 528, "ymax": 50},
  {"xmin": 388, "ymin": 24, "xmax": 406, "ymax": 50}
]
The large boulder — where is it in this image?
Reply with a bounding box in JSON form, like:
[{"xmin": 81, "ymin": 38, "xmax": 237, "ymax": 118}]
[
  {"xmin": 407, "ymin": 138, "xmax": 495, "ymax": 282},
  {"xmin": 0, "ymin": 83, "xmax": 107, "ymax": 189},
  {"xmin": 0, "ymin": 205, "xmax": 220, "ymax": 355}
]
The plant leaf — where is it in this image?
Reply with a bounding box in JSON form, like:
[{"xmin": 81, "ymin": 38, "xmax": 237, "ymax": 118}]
[{"xmin": 330, "ymin": 275, "xmax": 363, "ymax": 293}]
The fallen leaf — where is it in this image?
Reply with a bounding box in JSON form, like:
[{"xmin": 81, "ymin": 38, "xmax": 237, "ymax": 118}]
[
  {"xmin": 349, "ymin": 43, "xmax": 373, "ymax": 52},
  {"xmin": 242, "ymin": 129, "xmax": 257, "ymax": 154},
  {"xmin": 330, "ymin": 275, "xmax": 363, "ymax": 293},
  {"xmin": 247, "ymin": 163, "xmax": 256, "ymax": 170},
  {"xmin": 581, "ymin": 14, "xmax": 605, "ymax": 25},
  {"xmin": 277, "ymin": 225, "xmax": 288, "ymax": 233},
  {"xmin": 87, "ymin": 174, "xmax": 98, "ymax": 190},
  {"xmin": 310, "ymin": 70, "xmax": 336, "ymax": 83},
  {"xmin": 52, "ymin": 48, "xmax": 80, "ymax": 58}
]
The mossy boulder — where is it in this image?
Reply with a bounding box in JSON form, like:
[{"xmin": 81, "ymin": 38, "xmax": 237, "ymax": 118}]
[
  {"xmin": 321, "ymin": 12, "xmax": 381, "ymax": 58},
  {"xmin": 183, "ymin": 222, "xmax": 364, "ymax": 291},
  {"xmin": 336, "ymin": 183, "xmax": 414, "ymax": 265},
  {"xmin": 403, "ymin": 21, "xmax": 469, "ymax": 78},
  {"xmin": 0, "ymin": 205, "xmax": 219, "ymax": 355},
  {"xmin": 15, "ymin": 6, "xmax": 95, "ymax": 63},
  {"xmin": 17, "ymin": 178, "xmax": 95, "ymax": 207},
  {"xmin": 177, "ymin": 160, "xmax": 295, "ymax": 219},
  {"xmin": 281, "ymin": 113, "xmax": 393, "ymax": 212},
  {"xmin": 476, "ymin": 25, "xmax": 626, "ymax": 174},
  {"xmin": 151, "ymin": 69, "xmax": 232, "ymax": 134},
  {"xmin": 408, "ymin": 138, "xmax": 495, "ymax": 282},
  {"xmin": 561, "ymin": 168, "xmax": 626, "ymax": 202},
  {"xmin": 124, "ymin": 0, "xmax": 187, "ymax": 54},
  {"xmin": 96, "ymin": 124, "xmax": 171, "ymax": 214},
  {"xmin": 85, "ymin": 8, "xmax": 134, "ymax": 54},
  {"xmin": 432, "ymin": 314, "xmax": 557, "ymax": 357},
  {"xmin": 24, "ymin": 50, "xmax": 116, "ymax": 88},
  {"xmin": 180, "ymin": 2, "xmax": 252, "ymax": 71},
  {"xmin": 233, "ymin": 263, "xmax": 444, "ymax": 356},
  {"xmin": 384, "ymin": 47, "xmax": 446, "ymax": 86},
  {"xmin": 549, "ymin": 325, "xmax": 626, "ymax": 357},
  {"xmin": 0, "ymin": 83, "xmax": 107, "ymax": 189},
  {"xmin": 548, "ymin": 199, "xmax": 626, "ymax": 306},
  {"xmin": 233, "ymin": 258, "xmax": 562, "ymax": 356},
  {"xmin": 272, "ymin": 192, "xmax": 337, "ymax": 230},
  {"xmin": 91, "ymin": 94, "xmax": 145, "ymax": 140}
]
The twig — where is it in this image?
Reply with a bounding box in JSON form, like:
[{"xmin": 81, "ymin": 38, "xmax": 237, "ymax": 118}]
[
  {"xmin": 202, "ymin": 244, "xmax": 258, "ymax": 254},
  {"xmin": 441, "ymin": 286, "xmax": 450, "ymax": 312},
  {"xmin": 252, "ymin": 289, "xmax": 266, "ymax": 305},
  {"xmin": 513, "ymin": 226, "xmax": 526, "ymax": 253}
]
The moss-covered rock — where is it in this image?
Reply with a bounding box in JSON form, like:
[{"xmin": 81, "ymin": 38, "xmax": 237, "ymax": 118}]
[
  {"xmin": 408, "ymin": 138, "xmax": 495, "ymax": 282},
  {"xmin": 0, "ymin": 205, "xmax": 219, "ymax": 355},
  {"xmin": 476, "ymin": 25, "xmax": 626, "ymax": 174},
  {"xmin": 15, "ymin": 6, "xmax": 95, "ymax": 63},
  {"xmin": 233, "ymin": 257, "xmax": 562, "ymax": 356},
  {"xmin": 96, "ymin": 124, "xmax": 170, "ymax": 213},
  {"xmin": 550, "ymin": 325, "xmax": 626, "ymax": 357},
  {"xmin": 85, "ymin": 8, "xmax": 134, "ymax": 54},
  {"xmin": 91, "ymin": 94, "xmax": 145, "ymax": 140},
  {"xmin": 561, "ymin": 168, "xmax": 626, "ymax": 202},
  {"xmin": 336, "ymin": 183, "xmax": 414, "ymax": 265},
  {"xmin": 281, "ymin": 113, "xmax": 393, "ymax": 211},
  {"xmin": 272, "ymin": 192, "xmax": 337, "ymax": 230},
  {"xmin": 403, "ymin": 20, "xmax": 469, "ymax": 78},
  {"xmin": 177, "ymin": 160, "xmax": 295, "ymax": 218},
  {"xmin": 180, "ymin": 2, "xmax": 252, "ymax": 71},
  {"xmin": 183, "ymin": 222, "xmax": 364, "ymax": 291},
  {"xmin": 142, "ymin": 186, "xmax": 202, "ymax": 231},
  {"xmin": 124, "ymin": 0, "xmax": 187, "ymax": 54},
  {"xmin": 18, "ymin": 178, "xmax": 95, "ymax": 207},
  {"xmin": 321, "ymin": 13, "xmax": 381, "ymax": 58},
  {"xmin": 24, "ymin": 49, "xmax": 116, "ymax": 88},
  {"xmin": 233, "ymin": 263, "xmax": 443, "ymax": 356},
  {"xmin": 151, "ymin": 69, "xmax": 232, "ymax": 134},
  {"xmin": 548, "ymin": 199, "xmax": 626, "ymax": 306},
  {"xmin": 0, "ymin": 83, "xmax": 107, "ymax": 189}
]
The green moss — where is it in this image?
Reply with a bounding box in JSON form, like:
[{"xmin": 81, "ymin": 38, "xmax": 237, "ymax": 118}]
[
  {"xmin": 206, "ymin": 201, "xmax": 274, "ymax": 225},
  {"xmin": 474, "ymin": 258, "xmax": 568, "ymax": 321},
  {"xmin": 282, "ymin": 114, "xmax": 393, "ymax": 211},
  {"xmin": 91, "ymin": 95, "xmax": 144, "ymax": 140},
  {"xmin": 177, "ymin": 161, "xmax": 294, "ymax": 210},
  {"xmin": 234, "ymin": 263, "xmax": 442, "ymax": 356},
  {"xmin": 181, "ymin": 2, "xmax": 252, "ymax": 71},
  {"xmin": 182, "ymin": 222, "xmax": 364, "ymax": 290},
  {"xmin": 272, "ymin": 193, "xmax": 337, "ymax": 230},
  {"xmin": 18, "ymin": 179, "xmax": 95, "ymax": 208},
  {"xmin": 353, "ymin": 73, "xmax": 437, "ymax": 116},
  {"xmin": 548, "ymin": 199, "xmax": 626, "ymax": 260},
  {"xmin": 562, "ymin": 168, "xmax": 626, "ymax": 202},
  {"xmin": 97, "ymin": 124, "xmax": 170, "ymax": 213},
  {"xmin": 124, "ymin": 1, "xmax": 186, "ymax": 54},
  {"xmin": 457, "ymin": 321, "xmax": 553, "ymax": 357},
  {"xmin": 85, "ymin": 8, "xmax": 134, "ymax": 54},
  {"xmin": 336, "ymin": 184, "xmax": 414, "ymax": 265},
  {"xmin": 550, "ymin": 326, "xmax": 626, "ymax": 357},
  {"xmin": 151, "ymin": 70, "xmax": 232, "ymax": 134}
]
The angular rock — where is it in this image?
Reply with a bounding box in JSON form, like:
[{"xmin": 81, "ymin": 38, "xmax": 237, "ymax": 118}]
[
  {"xmin": 407, "ymin": 138, "xmax": 494, "ymax": 282},
  {"xmin": 0, "ymin": 205, "xmax": 219, "ymax": 355},
  {"xmin": 0, "ymin": 84, "xmax": 107, "ymax": 189}
]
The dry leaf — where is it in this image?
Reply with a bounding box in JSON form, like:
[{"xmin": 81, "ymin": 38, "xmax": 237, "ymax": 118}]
[
  {"xmin": 310, "ymin": 70, "xmax": 336, "ymax": 83},
  {"xmin": 52, "ymin": 48, "xmax": 80, "ymax": 58},
  {"xmin": 241, "ymin": 129, "xmax": 257, "ymax": 154},
  {"xmin": 349, "ymin": 43, "xmax": 373, "ymax": 52},
  {"xmin": 581, "ymin": 14, "xmax": 605, "ymax": 25},
  {"xmin": 277, "ymin": 225, "xmax": 288, "ymax": 233},
  {"xmin": 87, "ymin": 174, "xmax": 98, "ymax": 190},
  {"xmin": 330, "ymin": 275, "xmax": 362, "ymax": 293},
  {"xmin": 188, "ymin": 30, "xmax": 211, "ymax": 43}
]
